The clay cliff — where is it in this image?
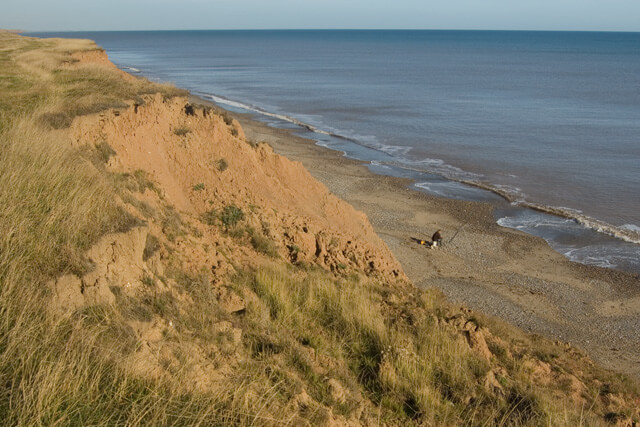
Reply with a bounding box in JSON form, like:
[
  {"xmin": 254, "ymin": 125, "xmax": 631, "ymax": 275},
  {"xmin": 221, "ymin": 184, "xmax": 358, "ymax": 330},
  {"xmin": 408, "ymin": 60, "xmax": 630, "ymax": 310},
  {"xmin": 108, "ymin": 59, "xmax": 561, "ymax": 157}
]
[
  {"xmin": 71, "ymin": 94, "xmax": 405, "ymax": 282},
  {"xmin": 2, "ymin": 32, "xmax": 639, "ymax": 425}
]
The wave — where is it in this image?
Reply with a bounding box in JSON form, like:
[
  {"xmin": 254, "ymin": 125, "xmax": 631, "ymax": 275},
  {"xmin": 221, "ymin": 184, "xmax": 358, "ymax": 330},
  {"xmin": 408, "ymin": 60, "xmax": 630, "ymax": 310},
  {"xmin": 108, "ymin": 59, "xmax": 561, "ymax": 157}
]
[
  {"xmin": 388, "ymin": 159, "xmax": 640, "ymax": 245},
  {"xmin": 195, "ymin": 91, "xmax": 640, "ymax": 247},
  {"xmin": 439, "ymin": 176, "xmax": 640, "ymax": 245},
  {"xmin": 196, "ymin": 92, "xmax": 360, "ymax": 143},
  {"xmin": 516, "ymin": 203, "xmax": 640, "ymax": 245},
  {"xmin": 425, "ymin": 171, "xmax": 640, "ymax": 245}
]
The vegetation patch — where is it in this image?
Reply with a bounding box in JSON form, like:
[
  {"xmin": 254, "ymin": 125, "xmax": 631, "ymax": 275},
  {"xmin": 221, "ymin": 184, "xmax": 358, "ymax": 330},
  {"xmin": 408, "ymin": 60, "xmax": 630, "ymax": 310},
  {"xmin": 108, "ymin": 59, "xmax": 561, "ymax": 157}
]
[
  {"xmin": 220, "ymin": 204, "xmax": 244, "ymax": 229},
  {"xmin": 173, "ymin": 126, "xmax": 190, "ymax": 136},
  {"xmin": 200, "ymin": 209, "xmax": 218, "ymax": 226},
  {"xmin": 216, "ymin": 158, "xmax": 228, "ymax": 171},
  {"xmin": 95, "ymin": 140, "xmax": 116, "ymax": 163},
  {"xmin": 247, "ymin": 227, "xmax": 279, "ymax": 258},
  {"xmin": 0, "ymin": 32, "xmax": 637, "ymax": 426}
]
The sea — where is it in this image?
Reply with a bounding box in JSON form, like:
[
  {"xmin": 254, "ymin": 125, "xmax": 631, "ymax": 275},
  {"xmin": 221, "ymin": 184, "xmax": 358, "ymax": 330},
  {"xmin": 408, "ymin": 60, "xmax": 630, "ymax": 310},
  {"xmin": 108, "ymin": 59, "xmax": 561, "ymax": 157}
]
[{"xmin": 30, "ymin": 30, "xmax": 640, "ymax": 274}]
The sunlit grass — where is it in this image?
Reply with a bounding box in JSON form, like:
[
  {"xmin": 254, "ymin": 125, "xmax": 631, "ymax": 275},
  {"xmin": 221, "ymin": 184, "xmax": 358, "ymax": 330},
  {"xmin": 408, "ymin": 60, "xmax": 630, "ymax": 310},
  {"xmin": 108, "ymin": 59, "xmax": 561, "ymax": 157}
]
[{"xmin": 0, "ymin": 30, "xmax": 637, "ymax": 426}]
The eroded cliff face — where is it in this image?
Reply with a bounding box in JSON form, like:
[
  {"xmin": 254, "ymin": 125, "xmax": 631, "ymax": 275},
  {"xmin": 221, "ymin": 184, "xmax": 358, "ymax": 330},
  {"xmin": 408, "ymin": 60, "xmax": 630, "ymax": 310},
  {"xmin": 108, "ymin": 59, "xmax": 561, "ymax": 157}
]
[
  {"xmin": 37, "ymin": 44, "xmax": 640, "ymax": 425},
  {"xmin": 71, "ymin": 94, "xmax": 405, "ymax": 281},
  {"xmin": 53, "ymin": 87, "xmax": 411, "ymax": 423}
]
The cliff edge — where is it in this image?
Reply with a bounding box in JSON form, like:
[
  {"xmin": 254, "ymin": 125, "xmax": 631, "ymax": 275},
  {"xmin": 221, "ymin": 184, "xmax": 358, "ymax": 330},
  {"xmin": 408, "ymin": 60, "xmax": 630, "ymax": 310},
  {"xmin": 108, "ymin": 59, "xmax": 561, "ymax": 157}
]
[{"xmin": 1, "ymin": 31, "xmax": 639, "ymax": 426}]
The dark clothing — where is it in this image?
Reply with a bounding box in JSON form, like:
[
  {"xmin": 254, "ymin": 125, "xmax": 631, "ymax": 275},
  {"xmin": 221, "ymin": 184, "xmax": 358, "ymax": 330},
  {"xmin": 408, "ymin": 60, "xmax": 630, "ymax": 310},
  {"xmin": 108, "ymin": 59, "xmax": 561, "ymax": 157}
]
[{"xmin": 431, "ymin": 231, "xmax": 442, "ymax": 243}]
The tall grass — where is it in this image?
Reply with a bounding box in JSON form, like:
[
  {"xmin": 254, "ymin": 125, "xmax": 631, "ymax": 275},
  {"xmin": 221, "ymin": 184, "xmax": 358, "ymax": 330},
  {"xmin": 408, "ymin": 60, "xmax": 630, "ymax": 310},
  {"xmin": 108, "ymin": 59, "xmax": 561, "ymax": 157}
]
[
  {"xmin": 0, "ymin": 31, "xmax": 636, "ymax": 425},
  {"xmin": 244, "ymin": 264, "xmax": 615, "ymax": 425},
  {"xmin": 0, "ymin": 31, "xmax": 228, "ymax": 426}
]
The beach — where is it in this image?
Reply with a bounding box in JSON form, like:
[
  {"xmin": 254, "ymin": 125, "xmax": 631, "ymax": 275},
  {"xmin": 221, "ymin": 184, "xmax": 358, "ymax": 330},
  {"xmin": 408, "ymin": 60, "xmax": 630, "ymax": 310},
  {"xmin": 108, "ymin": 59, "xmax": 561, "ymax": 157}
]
[
  {"xmin": 3, "ymin": 30, "xmax": 640, "ymax": 423},
  {"xmin": 200, "ymin": 98, "xmax": 640, "ymax": 380}
]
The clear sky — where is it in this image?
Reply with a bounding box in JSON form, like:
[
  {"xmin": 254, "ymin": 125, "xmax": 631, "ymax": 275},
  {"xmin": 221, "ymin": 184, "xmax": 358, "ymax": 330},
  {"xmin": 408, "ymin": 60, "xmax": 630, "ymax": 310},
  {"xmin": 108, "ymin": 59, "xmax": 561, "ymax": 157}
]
[{"xmin": 3, "ymin": 0, "xmax": 639, "ymax": 32}]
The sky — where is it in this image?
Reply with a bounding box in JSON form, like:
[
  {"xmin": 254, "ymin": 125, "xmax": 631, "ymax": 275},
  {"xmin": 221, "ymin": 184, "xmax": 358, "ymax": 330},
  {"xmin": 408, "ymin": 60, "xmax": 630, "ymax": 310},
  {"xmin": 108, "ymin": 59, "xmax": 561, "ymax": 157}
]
[{"xmin": 2, "ymin": 0, "xmax": 640, "ymax": 32}]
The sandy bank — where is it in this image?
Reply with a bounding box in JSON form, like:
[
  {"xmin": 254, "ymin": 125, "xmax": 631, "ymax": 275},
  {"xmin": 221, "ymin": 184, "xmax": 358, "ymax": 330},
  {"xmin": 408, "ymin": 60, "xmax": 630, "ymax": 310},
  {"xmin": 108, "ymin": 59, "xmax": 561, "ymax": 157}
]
[{"xmin": 189, "ymin": 96, "xmax": 640, "ymax": 381}]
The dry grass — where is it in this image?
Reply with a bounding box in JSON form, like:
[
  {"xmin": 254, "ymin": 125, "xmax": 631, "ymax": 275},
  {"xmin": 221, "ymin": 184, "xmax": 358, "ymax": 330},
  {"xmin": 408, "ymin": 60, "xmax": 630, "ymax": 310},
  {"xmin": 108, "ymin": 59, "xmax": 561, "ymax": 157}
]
[
  {"xmin": 243, "ymin": 265, "xmax": 563, "ymax": 424},
  {"xmin": 0, "ymin": 31, "xmax": 226, "ymax": 425},
  {"xmin": 0, "ymin": 30, "xmax": 637, "ymax": 426},
  {"xmin": 0, "ymin": 30, "xmax": 185, "ymax": 130}
]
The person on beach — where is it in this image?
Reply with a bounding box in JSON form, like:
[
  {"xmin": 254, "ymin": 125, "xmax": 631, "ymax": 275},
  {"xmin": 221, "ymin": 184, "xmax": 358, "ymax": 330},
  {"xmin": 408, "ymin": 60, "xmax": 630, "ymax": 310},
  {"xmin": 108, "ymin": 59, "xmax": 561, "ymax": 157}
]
[{"xmin": 431, "ymin": 229, "xmax": 443, "ymax": 247}]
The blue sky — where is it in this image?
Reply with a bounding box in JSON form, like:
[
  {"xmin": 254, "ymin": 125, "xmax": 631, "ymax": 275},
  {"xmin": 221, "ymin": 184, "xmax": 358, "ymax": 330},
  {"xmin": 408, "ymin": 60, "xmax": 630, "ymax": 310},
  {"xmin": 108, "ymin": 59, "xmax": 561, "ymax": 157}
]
[{"xmin": 3, "ymin": 0, "xmax": 639, "ymax": 32}]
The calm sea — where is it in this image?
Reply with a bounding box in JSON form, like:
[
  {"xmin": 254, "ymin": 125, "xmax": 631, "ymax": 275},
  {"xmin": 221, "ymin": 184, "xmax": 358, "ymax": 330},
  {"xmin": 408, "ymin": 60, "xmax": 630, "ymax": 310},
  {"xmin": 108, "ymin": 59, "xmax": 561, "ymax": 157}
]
[{"xmin": 31, "ymin": 30, "xmax": 640, "ymax": 273}]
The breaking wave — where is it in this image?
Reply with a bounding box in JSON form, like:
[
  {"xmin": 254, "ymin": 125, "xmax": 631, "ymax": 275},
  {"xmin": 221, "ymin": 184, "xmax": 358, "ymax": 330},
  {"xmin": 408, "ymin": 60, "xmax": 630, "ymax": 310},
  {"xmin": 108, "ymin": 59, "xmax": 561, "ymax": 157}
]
[
  {"xmin": 197, "ymin": 91, "xmax": 640, "ymax": 247},
  {"xmin": 196, "ymin": 92, "xmax": 359, "ymax": 143}
]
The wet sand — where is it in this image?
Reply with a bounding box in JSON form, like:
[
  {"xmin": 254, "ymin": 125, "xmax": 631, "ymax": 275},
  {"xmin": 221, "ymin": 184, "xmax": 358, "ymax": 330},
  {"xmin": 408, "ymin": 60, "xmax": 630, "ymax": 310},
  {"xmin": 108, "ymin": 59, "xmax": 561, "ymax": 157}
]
[{"xmin": 192, "ymin": 96, "xmax": 640, "ymax": 381}]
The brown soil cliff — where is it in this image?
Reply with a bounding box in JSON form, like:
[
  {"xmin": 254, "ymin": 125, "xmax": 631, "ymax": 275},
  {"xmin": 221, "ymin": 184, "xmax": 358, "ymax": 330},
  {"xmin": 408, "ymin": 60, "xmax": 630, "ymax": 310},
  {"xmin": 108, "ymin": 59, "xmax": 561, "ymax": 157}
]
[
  {"xmin": 12, "ymin": 38, "xmax": 635, "ymax": 424},
  {"xmin": 71, "ymin": 94, "xmax": 404, "ymax": 281}
]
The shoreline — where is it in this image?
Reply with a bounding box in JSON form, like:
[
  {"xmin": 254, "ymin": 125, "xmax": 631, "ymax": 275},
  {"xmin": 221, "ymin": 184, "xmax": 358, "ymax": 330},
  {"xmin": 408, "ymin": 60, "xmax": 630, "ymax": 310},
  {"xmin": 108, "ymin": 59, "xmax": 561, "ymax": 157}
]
[
  {"xmin": 195, "ymin": 93, "xmax": 640, "ymax": 258},
  {"xmin": 4, "ymin": 30, "xmax": 639, "ymax": 424},
  {"xmin": 190, "ymin": 94, "xmax": 640, "ymax": 381}
]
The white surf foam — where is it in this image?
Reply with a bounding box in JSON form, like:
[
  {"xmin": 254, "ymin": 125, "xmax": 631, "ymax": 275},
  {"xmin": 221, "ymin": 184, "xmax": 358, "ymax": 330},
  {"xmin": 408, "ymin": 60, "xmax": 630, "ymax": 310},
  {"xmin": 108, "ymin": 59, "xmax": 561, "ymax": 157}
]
[
  {"xmin": 622, "ymin": 224, "xmax": 640, "ymax": 233},
  {"xmin": 196, "ymin": 90, "xmax": 640, "ymax": 249},
  {"xmin": 197, "ymin": 92, "xmax": 366, "ymax": 143}
]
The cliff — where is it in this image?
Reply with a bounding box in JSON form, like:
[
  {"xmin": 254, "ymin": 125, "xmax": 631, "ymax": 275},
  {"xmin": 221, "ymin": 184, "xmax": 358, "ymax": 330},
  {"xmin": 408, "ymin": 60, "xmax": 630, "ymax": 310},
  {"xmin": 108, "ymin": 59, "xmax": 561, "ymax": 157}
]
[{"xmin": 1, "ymin": 30, "xmax": 639, "ymax": 425}]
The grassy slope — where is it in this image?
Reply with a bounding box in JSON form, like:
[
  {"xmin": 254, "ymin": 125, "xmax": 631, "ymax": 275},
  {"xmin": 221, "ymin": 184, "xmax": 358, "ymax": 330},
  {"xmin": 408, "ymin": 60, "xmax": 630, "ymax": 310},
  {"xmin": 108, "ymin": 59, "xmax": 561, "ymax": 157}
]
[{"xmin": 0, "ymin": 31, "xmax": 638, "ymax": 426}]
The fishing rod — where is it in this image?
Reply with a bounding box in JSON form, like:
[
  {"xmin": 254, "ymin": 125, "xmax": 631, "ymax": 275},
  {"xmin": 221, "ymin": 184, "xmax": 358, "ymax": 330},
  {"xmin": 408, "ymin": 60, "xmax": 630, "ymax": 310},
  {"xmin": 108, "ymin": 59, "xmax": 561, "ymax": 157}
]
[{"xmin": 448, "ymin": 224, "xmax": 466, "ymax": 245}]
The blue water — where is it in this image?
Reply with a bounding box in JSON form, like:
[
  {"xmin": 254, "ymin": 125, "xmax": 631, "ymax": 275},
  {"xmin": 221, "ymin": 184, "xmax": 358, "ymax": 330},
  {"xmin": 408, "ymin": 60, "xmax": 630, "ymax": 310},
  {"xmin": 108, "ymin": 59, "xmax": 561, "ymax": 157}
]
[{"xmin": 31, "ymin": 30, "xmax": 640, "ymax": 273}]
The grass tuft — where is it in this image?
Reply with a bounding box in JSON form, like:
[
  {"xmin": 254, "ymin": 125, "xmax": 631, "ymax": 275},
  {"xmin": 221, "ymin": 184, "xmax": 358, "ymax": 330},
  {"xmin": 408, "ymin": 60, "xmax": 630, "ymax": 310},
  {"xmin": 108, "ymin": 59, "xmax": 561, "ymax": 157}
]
[
  {"xmin": 173, "ymin": 126, "xmax": 191, "ymax": 136},
  {"xmin": 221, "ymin": 205, "xmax": 244, "ymax": 229}
]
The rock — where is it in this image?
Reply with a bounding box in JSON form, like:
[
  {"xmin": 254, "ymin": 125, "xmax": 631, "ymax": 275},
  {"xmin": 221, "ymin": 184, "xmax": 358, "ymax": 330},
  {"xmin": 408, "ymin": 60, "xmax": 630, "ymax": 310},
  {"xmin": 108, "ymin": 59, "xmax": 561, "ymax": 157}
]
[
  {"xmin": 49, "ymin": 274, "xmax": 84, "ymax": 313},
  {"xmin": 216, "ymin": 286, "xmax": 246, "ymax": 314},
  {"xmin": 464, "ymin": 328, "xmax": 492, "ymax": 360}
]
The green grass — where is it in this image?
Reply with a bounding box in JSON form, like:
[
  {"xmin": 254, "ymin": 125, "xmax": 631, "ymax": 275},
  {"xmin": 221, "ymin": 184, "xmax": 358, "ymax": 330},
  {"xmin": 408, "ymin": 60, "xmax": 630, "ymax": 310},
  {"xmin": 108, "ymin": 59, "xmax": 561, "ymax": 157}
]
[
  {"xmin": 221, "ymin": 204, "xmax": 244, "ymax": 229},
  {"xmin": 248, "ymin": 227, "xmax": 279, "ymax": 258},
  {"xmin": 0, "ymin": 31, "xmax": 637, "ymax": 426}
]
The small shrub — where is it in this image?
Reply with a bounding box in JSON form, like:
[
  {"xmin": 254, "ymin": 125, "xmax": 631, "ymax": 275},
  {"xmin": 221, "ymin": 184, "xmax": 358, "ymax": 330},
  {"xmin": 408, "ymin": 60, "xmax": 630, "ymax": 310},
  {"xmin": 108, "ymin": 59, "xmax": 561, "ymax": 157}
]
[
  {"xmin": 95, "ymin": 141, "xmax": 116, "ymax": 163},
  {"xmin": 143, "ymin": 234, "xmax": 161, "ymax": 261},
  {"xmin": 192, "ymin": 183, "xmax": 205, "ymax": 191},
  {"xmin": 217, "ymin": 158, "xmax": 228, "ymax": 172},
  {"xmin": 173, "ymin": 126, "xmax": 190, "ymax": 136},
  {"xmin": 141, "ymin": 274, "xmax": 156, "ymax": 288},
  {"xmin": 221, "ymin": 205, "xmax": 244, "ymax": 228},
  {"xmin": 220, "ymin": 111, "xmax": 233, "ymax": 126},
  {"xmin": 161, "ymin": 206, "xmax": 184, "ymax": 242},
  {"xmin": 200, "ymin": 209, "xmax": 217, "ymax": 226},
  {"xmin": 228, "ymin": 226, "xmax": 247, "ymax": 240},
  {"xmin": 119, "ymin": 170, "xmax": 157, "ymax": 194},
  {"xmin": 120, "ymin": 193, "xmax": 156, "ymax": 219},
  {"xmin": 248, "ymin": 227, "xmax": 279, "ymax": 258},
  {"xmin": 133, "ymin": 169, "xmax": 157, "ymax": 193},
  {"xmin": 144, "ymin": 291, "xmax": 179, "ymax": 319}
]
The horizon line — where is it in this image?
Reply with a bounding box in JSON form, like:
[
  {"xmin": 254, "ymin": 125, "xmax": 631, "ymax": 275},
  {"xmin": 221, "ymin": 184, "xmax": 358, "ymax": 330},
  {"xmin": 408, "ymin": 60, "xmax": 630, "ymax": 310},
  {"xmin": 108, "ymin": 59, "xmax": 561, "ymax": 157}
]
[{"xmin": 22, "ymin": 28, "xmax": 640, "ymax": 34}]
